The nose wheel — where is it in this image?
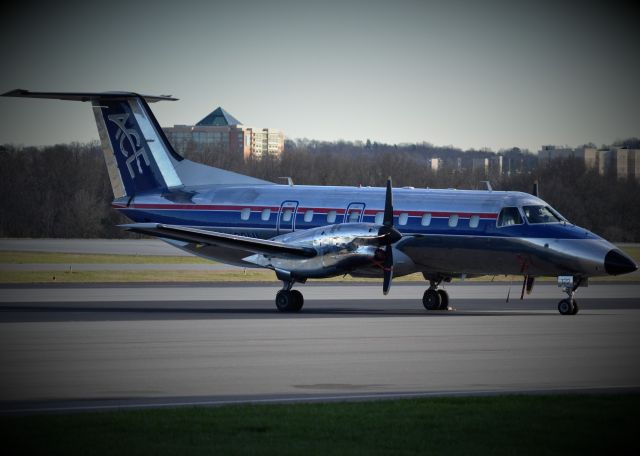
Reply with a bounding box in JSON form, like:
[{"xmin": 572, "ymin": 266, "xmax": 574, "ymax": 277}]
[
  {"xmin": 558, "ymin": 277, "xmax": 582, "ymax": 315},
  {"xmin": 558, "ymin": 298, "xmax": 578, "ymax": 315}
]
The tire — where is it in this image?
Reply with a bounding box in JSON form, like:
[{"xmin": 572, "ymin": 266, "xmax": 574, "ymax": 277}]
[
  {"xmin": 437, "ymin": 289, "xmax": 449, "ymax": 310},
  {"xmin": 558, "ymin": 298, "xmax": 574, "ymax": 315},
  {"xmin": 291, "ymin": 290, "xmax": 304, "ymax": 311},
  {"xmin": 276, "ymin": 290, "xmax": 295, "ymax": 312},
  {"xmin": 423, "ymin": 289, "xmax": 442, "ymax": 311},
  {"xmin": 570, "ymin": 299, "xmax": 579, "ymax": 315}
]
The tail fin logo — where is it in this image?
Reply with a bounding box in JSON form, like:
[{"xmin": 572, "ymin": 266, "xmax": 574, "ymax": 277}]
[{"xmin": 107, "ymin": 113, "xmax": 150, "ymax": 178}]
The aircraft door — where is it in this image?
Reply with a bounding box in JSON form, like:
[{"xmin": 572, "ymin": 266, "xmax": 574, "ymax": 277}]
[
  {"xmin": 344, "ymin": 202, "xmax": 366, "ymax": 223},
  {"xmin": 277, "ymin": 200, "xmax": 299, "ymax": 234}
]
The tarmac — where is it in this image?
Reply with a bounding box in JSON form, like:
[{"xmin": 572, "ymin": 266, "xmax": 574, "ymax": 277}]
[{"xmin": 1, "ymin": 282, "xmax": 639, "ymax": 414}]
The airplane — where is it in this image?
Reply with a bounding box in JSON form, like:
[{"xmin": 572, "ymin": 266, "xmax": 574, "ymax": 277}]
[{"xmin": 2, "ymin": 89, "xmax": 637, "ymax": 315}]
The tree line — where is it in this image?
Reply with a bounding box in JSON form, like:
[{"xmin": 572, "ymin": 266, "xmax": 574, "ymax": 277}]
[{"xmin": 1, "ymin": 141, "xmax": 638, "ymax": 241}]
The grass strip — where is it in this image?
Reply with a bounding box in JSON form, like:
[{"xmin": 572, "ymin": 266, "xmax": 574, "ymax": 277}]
[
  {"xmin": 0, "ymin": 251, "xmax": 211, "ymax": 264},
  {"xmin": 1, "ymin": 394, "xmax": 638, "ymax": 455},
  {"xmin": 0, "ymin": 270, "xmax": 276, "ymax": 283}
]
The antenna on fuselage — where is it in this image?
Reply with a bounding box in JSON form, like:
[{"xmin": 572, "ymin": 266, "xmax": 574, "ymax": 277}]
[
  {"xmin": 279, "ymin": 177, "xmax": 294, "ymax": 186},
  {"xmin": 480, "ymin": 181, "xmax": 492, "ymax": 192},
  {"xmin": 532, "ymin": 180, "xmax": 539, "ymax": 197}
]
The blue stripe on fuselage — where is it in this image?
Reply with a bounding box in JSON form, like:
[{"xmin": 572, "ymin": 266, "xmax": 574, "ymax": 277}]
[{"xmin": 117, "ymin": 206, "xmax": 599, "ymax": 240}]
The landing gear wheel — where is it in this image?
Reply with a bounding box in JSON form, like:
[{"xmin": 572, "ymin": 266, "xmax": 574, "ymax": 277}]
[
  {"xmin": 290, "ymin": 290, "xmax": 304, "ymax": 311},
  {"xmin": 276, "ymin": 290, "xmax": 302, "ymax": 312},
  {"xmin": 558, "ymin": 298, "xmax": 575, "ymax": 315},
  {"xmin": 423, "ymin": 289, "xmax": 442, "ymax": 311},
  {"xmin": 570, "ymin": 299, "xmax": 579, "ymax": 315},
  {"xmin": 437, "ymin": 289, "xmax": 449, "ymax": 310}
]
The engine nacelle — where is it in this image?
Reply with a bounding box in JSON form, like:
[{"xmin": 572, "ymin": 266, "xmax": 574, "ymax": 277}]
[{"xmin": 243, "ymin": 223, "xmax": 398, "ymax": 279}]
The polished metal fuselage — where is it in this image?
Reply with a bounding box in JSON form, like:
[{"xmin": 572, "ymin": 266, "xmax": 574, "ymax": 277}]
[{"xmin": 115, "ymin": 184, "xmax": 619, "ymax": 280}]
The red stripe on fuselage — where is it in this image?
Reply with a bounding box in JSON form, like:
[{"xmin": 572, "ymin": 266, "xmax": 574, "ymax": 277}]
[{"xmin": 111, "ymin": 203, "xmax": 498, "ymax": 219}]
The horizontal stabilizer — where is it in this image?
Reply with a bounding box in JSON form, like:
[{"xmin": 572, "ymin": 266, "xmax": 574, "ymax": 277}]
[
  {"xmin": 3, "ymin": 88, "xmax": 273, "ymax": 199},
  {"xmin": 1, "ymin": 89, "xmax": 177, "ymax": 103},
  {"xmin": 121, "ymin": 223, "xmax": 317, "ymax": 259}
]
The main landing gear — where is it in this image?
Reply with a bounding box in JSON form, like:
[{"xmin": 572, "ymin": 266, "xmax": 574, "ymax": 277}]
[
  {"xmin": 275, "ymin": 280, "xmax": 304, "ymax": 312},
  {"xmin": 422, "ymin": 278, "xmax": 450, "ymax": 311},
  {"xmin": 558, "ymin": 277, "xmax": 583, "ymax": 315}
]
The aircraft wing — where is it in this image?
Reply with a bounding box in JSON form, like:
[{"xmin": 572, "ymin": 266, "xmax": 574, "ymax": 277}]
[{"xmin": 121, "ymin": 223, "xmax": 317, "ymax": 259}]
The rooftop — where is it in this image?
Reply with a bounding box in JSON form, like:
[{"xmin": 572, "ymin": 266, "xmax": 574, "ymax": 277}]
[{"xmin": 196, "ymin": 107, "xmax": 242, "ymax": 127}]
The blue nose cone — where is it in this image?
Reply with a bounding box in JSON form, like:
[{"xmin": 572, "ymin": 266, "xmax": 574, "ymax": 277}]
[{"xmin": 604, "ymin": 249, "xmax": 638, "ymax": 275}]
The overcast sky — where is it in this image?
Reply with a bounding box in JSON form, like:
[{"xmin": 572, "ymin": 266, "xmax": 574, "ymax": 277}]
[{"xmin": 0, "ymin": 0, "xmax": 637, "ymax": 152}]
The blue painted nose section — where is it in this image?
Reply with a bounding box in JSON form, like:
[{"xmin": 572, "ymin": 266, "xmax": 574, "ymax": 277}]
[{"xmin": 604, "ymin": 249, "xmax": 638, "ymax": 275}]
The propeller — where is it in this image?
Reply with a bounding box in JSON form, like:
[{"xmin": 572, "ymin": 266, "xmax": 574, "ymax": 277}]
[{"xmin": 379, "ymin": 178, "xmax": 402, "ymax": 295}]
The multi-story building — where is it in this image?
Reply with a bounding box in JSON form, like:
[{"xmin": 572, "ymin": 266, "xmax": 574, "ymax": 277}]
[
  {"xmin": 489, "ymin": 155, "xmax": 503, "ymax": 175},
  {"xmin": 598, "ymin": 149, "xmax": 614, "ymax": 176},
  {"xmin": 538, "ymin": 145, "xmax": 597, "ymax": 170},
  {"xmin": 249, "ymin": 128, "xmax": 285, "ymax": 159},
  {"xmin": 614, "ymin": 148, "xmax": 640, "ymax": 180},
  {"xmin": 582, "ymin": 147, "xmax": 598, "ymax": 169},
  {"xmin": 538, "ymin": 145, "xmax": 574, "ymax": 161},
  {"xmin": 163, "ymin": 107, "xmax": 284, "ymax": 161},
  {"xmin": 472, "ymin": 158, "xmax": 489, "ymax": 174}
]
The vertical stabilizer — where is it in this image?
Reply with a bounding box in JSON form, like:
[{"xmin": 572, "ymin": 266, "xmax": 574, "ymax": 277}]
[
  {"xmin": 1, "ymin": 89, "xmax": 273, "ymax": 198},
  {"xmin": 92, "ymin": 96, "xmax": 183, "ymax": 197},
  {"xmin": 2, "ymin": 90, "xmax": 183, "ymax": 199}
]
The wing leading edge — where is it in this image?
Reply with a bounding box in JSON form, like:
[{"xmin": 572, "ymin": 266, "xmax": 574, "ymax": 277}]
[{"xmin": 121, "ymin": 223, "xmax": 317, "ymax": 259}]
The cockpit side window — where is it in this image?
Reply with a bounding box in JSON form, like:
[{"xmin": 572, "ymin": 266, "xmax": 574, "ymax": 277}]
[
  {"xmin": 523, "ymin": 205, "xmax": 563, "ymax": 224},
  {"xmin": 497, "ymin": 207, "xmax": 523, "ymax": 227}
]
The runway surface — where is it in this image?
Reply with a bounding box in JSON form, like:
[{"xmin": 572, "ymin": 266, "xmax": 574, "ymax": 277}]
[{"xmin": 1, "ymin": 282, "xmax": 639, "ymax": 414}]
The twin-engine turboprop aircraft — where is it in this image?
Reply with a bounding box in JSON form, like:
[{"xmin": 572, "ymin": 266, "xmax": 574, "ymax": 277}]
[{"xmin": 3, "ymin": 89, "xmax": 637, "ymax": 314}]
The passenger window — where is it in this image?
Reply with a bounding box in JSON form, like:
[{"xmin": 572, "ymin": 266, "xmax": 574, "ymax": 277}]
[
  {"xmin": 398, "ymin": 213, "xmax": 408, "ymax": 225},
  {"xmin": 240, "ymin": 208, "xmax": 251, "ymax": 221},
  {"xmin": 282, "ymin": 209, "xmax": 292, "ymax": 222},
  {"xmin": 348, "ymin": 211, "xmax": 360, "ymax": 222},
  {"xmin": 375, "ymin": 212, "xmax": 384, "ymax": 224},
  {"xmin": 304, "ymin": 210, "xmax": 314, "ymax": 222},
  {"xmin": 327, "ymin": 210, "xmax": 337, "ymax": 223},
  {"xmin": 261, "ymin": 208, "xmax": 271, "ymax": 221},
  {"xmin": 497, "ymin": 207, "xmax": 523, "ymax": 227},
  {"xmin": 448, "ymin": 214, "xmax": 459, "ymax": 227},
  {"xmin": 421, "ymin": 213, "xmax": 431, "ymax": 226},
  {"xmin": 469, "ymin": 215, "xmax": 479, "ymax": 228}
]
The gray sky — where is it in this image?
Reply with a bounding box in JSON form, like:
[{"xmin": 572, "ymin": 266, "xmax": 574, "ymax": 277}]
[{"xmin": 0, "ymin": 0, "xmax": 638, "ymax": 152}]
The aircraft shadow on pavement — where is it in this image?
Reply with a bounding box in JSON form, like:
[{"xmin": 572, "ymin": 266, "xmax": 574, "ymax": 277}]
[{"xmin": 0, "ymin": 304, "xmax": 553, "ymax": 320}]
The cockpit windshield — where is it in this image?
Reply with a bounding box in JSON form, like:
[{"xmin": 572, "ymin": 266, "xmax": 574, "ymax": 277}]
[
  {"xmin": 497, "ymin": 207, "xmax": 523, "ymax": 227},
  {"xmin": 522, "ymin": 205, "xmax": 564, "ymax": 224}
]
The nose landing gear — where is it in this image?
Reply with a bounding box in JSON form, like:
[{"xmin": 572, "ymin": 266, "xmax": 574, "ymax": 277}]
[
  {"xmin": 558, "ymin": 277, "xmax": 583, "ymax": 315},
  {"xmin": 558, "ymin": 298, "xmax": 578, "ymax": 315}
]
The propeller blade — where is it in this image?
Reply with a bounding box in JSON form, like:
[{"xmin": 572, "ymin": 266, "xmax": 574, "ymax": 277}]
[
  {"xmin": 383, "ymin": 177, "xmax": 393, "ymax": 227},
  {"xmin": 382, "ymin": 244, "xmax": 393, "ymax": 295},
  {"xmin": 378, "ymin": 177, "xmax": 402, "ymax": 244}
]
